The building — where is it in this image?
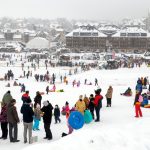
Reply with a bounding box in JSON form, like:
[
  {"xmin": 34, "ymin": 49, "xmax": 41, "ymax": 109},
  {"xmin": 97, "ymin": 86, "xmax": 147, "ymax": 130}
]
[
  {"xmin": 26, "ymin": 37, "xmax": 50, "ymax": 49},
  {"xmin": 66, "ymin": 26, "xmax": 107, "ymax": 52},
  {"xmin": 110, "ymin": 27, "xmax": 149, "ymax": 52},
  {"xmin": 66, "ymin": 26, "xmax": 150, "ymax": 52}
]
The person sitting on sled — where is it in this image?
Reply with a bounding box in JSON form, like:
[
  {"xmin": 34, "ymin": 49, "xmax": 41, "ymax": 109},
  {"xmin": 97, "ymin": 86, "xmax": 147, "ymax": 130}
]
[{"xmin": 121, "ymin": 87, "xmax": 132, "ymax": 96}]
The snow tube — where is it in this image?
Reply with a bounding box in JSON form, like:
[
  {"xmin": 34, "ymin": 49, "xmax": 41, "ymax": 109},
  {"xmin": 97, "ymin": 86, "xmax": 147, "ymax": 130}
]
[
  {"xmin": 68, "ymin": 111, "xmax": 84, "ymax": 130},
  {"xmin": 144, "ymin": 104, "xmax": 150, "ymax": 108},
  {"xmin": 84, "ymin": 110, "xmax": 93, "ymax": 124}
]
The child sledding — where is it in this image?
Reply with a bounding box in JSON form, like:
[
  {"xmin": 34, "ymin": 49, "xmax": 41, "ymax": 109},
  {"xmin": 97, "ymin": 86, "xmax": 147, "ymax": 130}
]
[{"xmin": 120, "ymin": 87, "xmax": 132, "ymax": 96}]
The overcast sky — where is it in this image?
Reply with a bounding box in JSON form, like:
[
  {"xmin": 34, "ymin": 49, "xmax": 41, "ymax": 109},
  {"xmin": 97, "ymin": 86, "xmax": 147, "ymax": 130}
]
[{"xmin": 0, "ymin": 0, "xmax": 150, "ymax": 20}]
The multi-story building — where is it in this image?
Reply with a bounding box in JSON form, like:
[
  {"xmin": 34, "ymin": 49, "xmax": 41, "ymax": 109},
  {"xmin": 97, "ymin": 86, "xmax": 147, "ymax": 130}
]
[
  {"xmin": 66, "ymin": 26, "xmax": 150, "ymax": 52},
  {"xmin": 66, "ymin": 25, "xmax": 107, "ymax": 52}
]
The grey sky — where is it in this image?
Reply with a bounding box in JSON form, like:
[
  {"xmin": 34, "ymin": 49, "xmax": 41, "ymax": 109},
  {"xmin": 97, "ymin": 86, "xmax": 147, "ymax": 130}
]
[{"xmin": 0, "ymin": 0, "xmax": 150, "ymax": 20}]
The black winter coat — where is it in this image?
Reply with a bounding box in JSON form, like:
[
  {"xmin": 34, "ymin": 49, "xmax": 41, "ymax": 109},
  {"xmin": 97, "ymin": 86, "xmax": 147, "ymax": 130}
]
[
  {"xmin": 21, "ymin": 103, "xmax": 34, "ymax": 123},
  {"xmin": 34, "ymin": 94, "xmax": 42, "ymax": 107},
  {"xmin": 41, "ymin": 103, "xmax": 53, "ymax": 124},
  {"xmin": 54, "ymin": 108, "xmax": 60, "ymax": 117},
  {"xmin": 88, "ymin": 97, "xmax": 95, "ymax": 111}
]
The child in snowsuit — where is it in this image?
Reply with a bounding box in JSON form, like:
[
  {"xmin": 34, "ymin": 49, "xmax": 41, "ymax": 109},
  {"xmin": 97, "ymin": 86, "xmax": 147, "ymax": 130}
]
[
  {"xmin": 54, "ymin": 105, "xmax": 61, "ymax": 124},
  {"xmin": 33, "ymin": 104, "xmax": 41, "ymax": 130},
  {"xmin": 134, "ymin": 92, "xmax": 143, "ymax": 118}
]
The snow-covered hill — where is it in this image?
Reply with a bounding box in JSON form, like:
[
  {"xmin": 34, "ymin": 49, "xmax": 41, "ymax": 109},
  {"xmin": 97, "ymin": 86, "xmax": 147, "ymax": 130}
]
[{"xmin": 1, "ymin": 65, "xmax": 150, "ymax": 150}]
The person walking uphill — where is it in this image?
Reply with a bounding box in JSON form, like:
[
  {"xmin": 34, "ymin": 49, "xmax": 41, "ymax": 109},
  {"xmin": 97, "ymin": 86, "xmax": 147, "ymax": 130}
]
[
  {"xmin": 134, "ymin": 92, "xmax": 143, "ymax": 118},
  {"xmin": 41, "ymin": 101, "xmax": 53, "ymax": 140},
  {"xmin": 21, "ymin": 99, "xmax": 34, "ymax": 144},
  {"xmin": 76, "ymin": 95, "xmax": 86, "ymax": 115},
  {"xmin": 94, "ymin": 89, "xmax": 103, "ymax": 122},
  {"xmin": 7, "ymin": 99, "xmax": 20, "ymax": 142},
  {"xmin": 105, "ymin": 86, "xmax": 113, "ymax": 107}
]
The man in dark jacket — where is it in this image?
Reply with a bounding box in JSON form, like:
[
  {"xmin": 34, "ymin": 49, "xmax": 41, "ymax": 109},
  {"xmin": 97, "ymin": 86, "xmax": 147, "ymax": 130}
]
[
  {"xmin": 21, "ymin": 99, "xmax": 34, "ymax": 144},
  {"xmin": 22, "ymin": 91, "xmax": 31, "ymax": 104},
  {"xmin": 34, "ymin": 91, "xmax": 42, "ymax": 108},
  {"xmin": 94, "ymin": 89, "xmax": 103, "ymax": 122},
  {"xmin": 7, "ymin": 99, "xmax": 20, "ymax": 142},
  {"xmin": 41, "ymin": 101, "xmax": 53, "ymax": 140}
]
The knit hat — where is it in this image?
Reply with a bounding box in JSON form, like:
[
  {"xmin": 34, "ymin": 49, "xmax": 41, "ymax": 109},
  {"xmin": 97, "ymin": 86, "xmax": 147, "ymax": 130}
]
[
  {"xmin": 79, "ymin": 95, "xmax": 83, "ymax": 100},
  {"xmin": 43, "ymin": 101, "xmax": 49, "ymax": 106}
]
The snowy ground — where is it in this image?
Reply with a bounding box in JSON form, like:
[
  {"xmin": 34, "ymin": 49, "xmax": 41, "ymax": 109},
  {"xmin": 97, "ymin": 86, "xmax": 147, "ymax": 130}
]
[{"xmin": 1, "ymin": 64, "xmax": 150, "ymax": 150}]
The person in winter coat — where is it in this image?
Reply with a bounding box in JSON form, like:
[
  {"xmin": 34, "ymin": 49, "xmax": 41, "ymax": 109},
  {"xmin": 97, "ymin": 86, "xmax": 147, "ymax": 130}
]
[
  {"xmin": 61, "ymin": 101, "xmax": 70, "ymax": 115},
  {"xmin": 83, "ymin": 95, "xmax": 90, "ymax": 109},
  {"xmin": 46, "ymin": 86, "xmax": 49, "ymax": 94},
  {"xmin": 54, "ymin": 105, "xmax": 61, "ymax": 124},
  {"xmin": 33, "ymin": 104, "xmax": 41, "ymax": 130},
  {"xmin": 21, "ymin": 99, "xmax": 34, "ymax": 144},
  {"xmin": 34, "ymin": 91, "xmax": 42, "ymax": 108},
  {"xmin": 141, "ymin": 93, "xmax": 148, "ymax": 107},
  {"xmin": 144, "ymin": 77, "xmax": 147, "ymax": 87},
  {"xmin": 41, "ymin": 101, "xmax": 53, "ymax": 140},
  {"xmin": 134, "ymin": 92, "xmax": 143, "ymax": 118},
  {"xmin": 7, "ymin": 99, "xmax": 20, "ymax": 142},
  {"xmin": 121, "ymin": 87, "xmax": 132, "ymax": 96},
  {"xmin": 88, "ymin": 94, "xmax": 95, "ymax": 119},
  {"xmin": 94, "ymin": 89, "xmax": 103, "ymax": 122},
  {"xmin": 62, "ymin": 105, "xmax": 73, "ymax": 137},
  {"xmin": 95, "ymin": 78, "xmax": 98, "ymax": 86},
  {"xmin": 0, "ymin": 104, "xmax": 8, "ymax": 139},
  {"xmin": 105, "ymin": 86, "xmax": 113, "ymax": 107},
  {"xmin": 21, "ymin": 84, "xmax": 26, "ymax": 93},
  {"xmin": 76, "ymin": 95, "xmax": 86, "ymax": 115},
  {"xmin": 136, "ymin": 81, "xmax": 143, "ymax": 93},
  {"xmin": 2, "ymin": 91, "xmax": 12, "ymax": 107},
  {"xmin": 22, "ymin": 91, "xmax": 31, "ymax": 104}
]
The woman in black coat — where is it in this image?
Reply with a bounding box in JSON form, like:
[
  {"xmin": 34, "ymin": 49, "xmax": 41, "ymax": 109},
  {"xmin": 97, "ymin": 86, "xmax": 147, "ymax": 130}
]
[
  {"xmin": 34, "ymin": 91, "xmax": 42, "ymax": 108},
  {"xmin": 41, "ymin": 101, "xmax": 53, "ymax": 140}
]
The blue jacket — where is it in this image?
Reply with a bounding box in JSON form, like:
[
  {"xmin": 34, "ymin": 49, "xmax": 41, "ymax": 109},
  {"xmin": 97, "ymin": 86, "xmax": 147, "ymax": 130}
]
[{"xmin": 136, "ymin": 83, "xmax": 142, "ymax": 92}]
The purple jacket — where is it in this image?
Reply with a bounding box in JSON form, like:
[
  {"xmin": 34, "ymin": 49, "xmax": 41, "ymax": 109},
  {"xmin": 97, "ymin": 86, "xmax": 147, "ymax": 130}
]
[{"xmin": 0, "ymin": 105, "xmax": 7, "ymax": 123}]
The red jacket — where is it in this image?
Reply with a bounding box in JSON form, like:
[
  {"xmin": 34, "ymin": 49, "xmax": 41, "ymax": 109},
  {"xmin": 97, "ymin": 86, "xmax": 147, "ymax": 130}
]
[{"xmin": 94, "ymin": 94, "xmax": 103, "ymax": 107}]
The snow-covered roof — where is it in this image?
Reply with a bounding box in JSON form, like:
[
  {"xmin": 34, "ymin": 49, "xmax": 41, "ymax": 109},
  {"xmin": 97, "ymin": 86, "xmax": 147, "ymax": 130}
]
[
  {"xmin": 26, "ymin": 37, "xmax": 49, "ymax": 49},
  {"xmin": 0, "ymin": 34, "xmax": 5, "ymax": 39},
  {"xmin": 75, "ymin": 22, "xmax": 99, "ymax": 27},
  {"xmin": 123, "ymin": 19, "xmax": 145, "ymax": 26},
  {"xmin": 99, "ymin": 25, "xmax": 119, "ymax": 31},
  {"xmin": 66, "ymin": 27, "xmax": 107, "ymax": 37},
  {"xmin": 13, "ymin": 34, "xmax": 22, "ymax": 39},
  {"xmin": 112, "ymin": 27, "xmax": 149, "ymax": 37}
]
